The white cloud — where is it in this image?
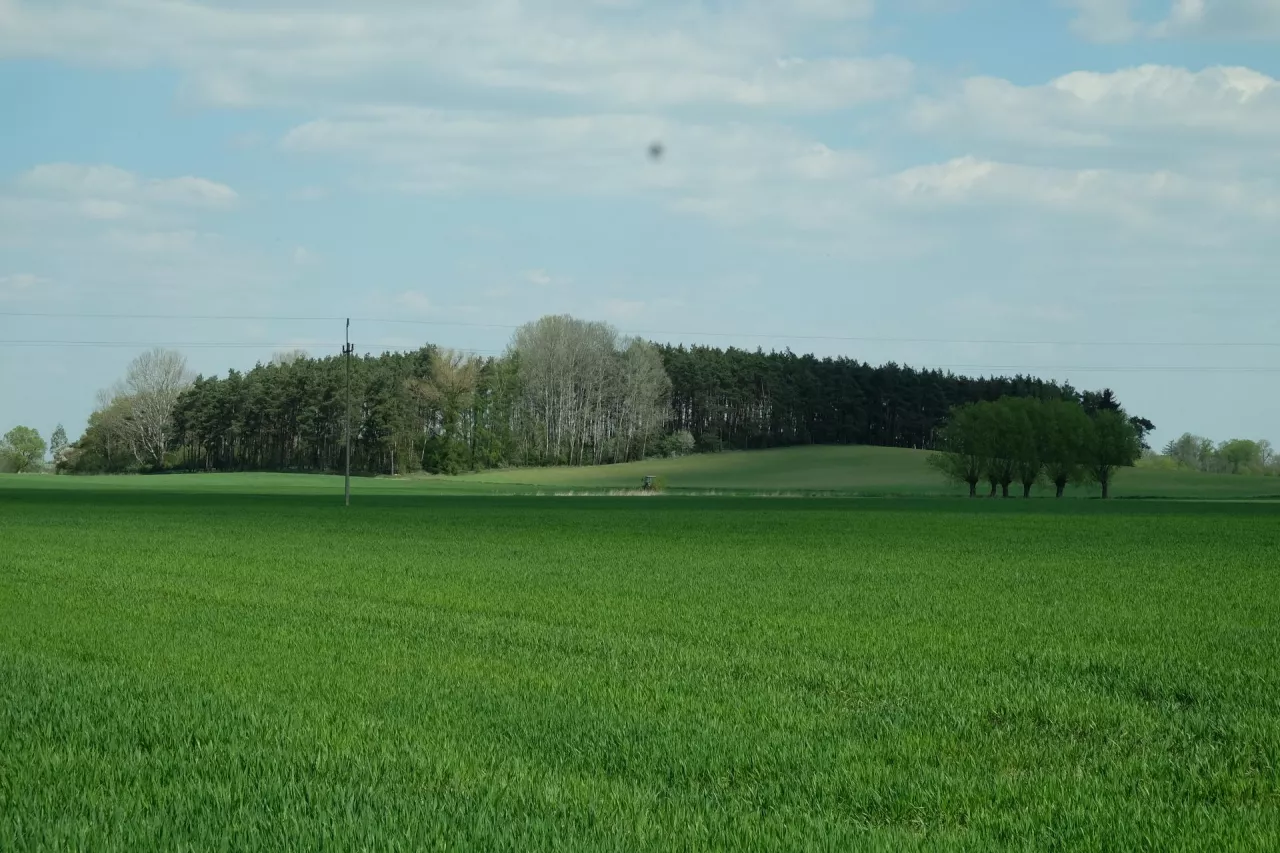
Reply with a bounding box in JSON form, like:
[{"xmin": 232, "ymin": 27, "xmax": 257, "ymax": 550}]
[
  {"xmin": 908, "ymin": 65, "xmax": 1280, "ymax": 178},
  {"xmin": 1053, "ymin": 64, "xmax": 1275, "ymax": 107},
  {"xmin": 101, "ymin": 229, "xmax": 204, "ymax": 255},
  {"xmin": 877, "ymin": 153, "xmax": 1277, "ymax": 265},
  {"xmin": 0, "ymin": 0, "xmax": 908, "ymax": 111},
  {"xmin": 147, "ymin": 176, "xmax": 239, "ymax": 208},
  {"xmin": 1067, "ymin": 0, "xmax": 1280, "ymax": 42},
  {"xmin": 787, "ymin": 0, "xmax": 876, "ymax": 21},
  {"xmin": 0, "ymin": 273, "xmax": 47, "ymax": 299},
  {"xmin": 281, "ymin": 107, "xmax": 876, "ymax": 201},
  {"xmin": 0, "ymin": 163, "xmax": 249, "ymax": 308},
  {"xmin": 890, "ymin": 156, "xmax": 1279, "ymax": 223},
  {"xmin": 517, "ymin": 55, "xmax": 912, "ymax": 111},
  {"xmin": 1, "ymin": 2, "xmax": 1274, "ymax": 305},
  {"xmin": 4, "ymin": 164, "xmax": 240, "ymax": 253},
  {"xmin": 1065, "ymin": 0, "xmax": 1145, "ymax": 42},
  {"xmin": 0, "ymin": 273, "xmax": 41, "ymax": 288},
  {"xmin": 0, "ymin": 164, "xmax": 272, "ymax": 307},
  {"xmin": 275, "ymin": 101, "xmax": 1278, "ymax": 250},
  {"xmin": 1154, "ymin": 0, "xmax": 1280, "ymax": 38},
  {"xmin": 17, "ymin": 163, "xmax": 238, "ymax": 211},
  {"xmin": 20, "ymin": 163, "xmax": 137, "ymax": 195},
  {"xmin": 78, "ymin": 199, "xmax": 133, "ymax": 221},
  {"xmin": 602, "ymin": 298, "xmax": 648, "ymax": 320},
  {"xmin": 395, "ymin": 290, "xmax": 433, "ymax": 315}
]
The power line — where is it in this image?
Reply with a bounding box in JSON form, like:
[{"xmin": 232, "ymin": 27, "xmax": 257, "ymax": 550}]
[
  {"xmin": 0, "ymin": 339, "xmax": 1275, "ymax": 374},
  {"xmin": 0, "ymin": 311, "xmax": 347, "ymax": 322},
  {"xmin": 933, "ymin": 365, "xmax": 1280, "ymax": 374},
  {"xmin": 622, "ymin": 330, "xmax": 1280, "ymax": 350},
  {"xmin": 0, "ymin": 340, "xmax": 501, "ymax": 354},
  {"xmin": 0, "ymin": 310, "xmax": 517, "ymax": 332},
  {"xmin": 2, "ymin": 309, "xmax": 1278, "ymax": 349}
]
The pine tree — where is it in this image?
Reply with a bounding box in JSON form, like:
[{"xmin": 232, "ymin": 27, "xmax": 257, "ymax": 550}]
[{"xmin": 50, "ymin": 424, "xmax": 69, "ymax": 470}]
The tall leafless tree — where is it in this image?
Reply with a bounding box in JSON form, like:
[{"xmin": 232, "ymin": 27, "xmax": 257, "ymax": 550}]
[
  {"xmin": 270, "ymin": 349, "xmax": 310, "ymax": 367},
  {"xmin": 118, "ymin": 348, "xmax": 193, "ymax": 467},
  {"xmin": 509, "ymin": 316, "xmax": 669, "ymax": 465}
]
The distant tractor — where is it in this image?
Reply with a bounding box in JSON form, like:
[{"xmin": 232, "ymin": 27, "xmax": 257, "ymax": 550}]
[{"xmin": 642, "ymin": 475, "xmax": 657, "ymax": 492}]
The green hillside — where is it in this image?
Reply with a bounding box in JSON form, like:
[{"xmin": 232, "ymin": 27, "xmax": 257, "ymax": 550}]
[
  {"xmin": 9, "ymin": 445, "xmax": 1277, "ymax": 500},
  {"xmin": 0, "ymin": 471, "xmax": 520, "ymax": 497},
  {"xmin": 459, "ymin": 445, "xmax": 1280, "ymax": 499},
  {"xmin": 460, "ymin": 445, "xmax": 937, "ymax": 493}
]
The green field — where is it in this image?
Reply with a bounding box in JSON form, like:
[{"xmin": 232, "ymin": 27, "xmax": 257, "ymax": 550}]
[
  {"xmin": 3, "ymin": 481, "xmax": 1279, "ymax": 850},
  {"xmin": 6, "ymin": 445, "xmax": 1280, "ymax": 499}
]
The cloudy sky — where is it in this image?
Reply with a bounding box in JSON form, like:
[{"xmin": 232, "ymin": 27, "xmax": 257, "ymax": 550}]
[{"xmin": 2, "ymin": 0, "xmax": 1279, "ymax": 446}]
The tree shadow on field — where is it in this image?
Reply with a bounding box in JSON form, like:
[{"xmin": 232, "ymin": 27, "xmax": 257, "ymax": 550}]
[{"xmin": 3, "ymin": 485, "xmax": 1280, "ymax": 521}]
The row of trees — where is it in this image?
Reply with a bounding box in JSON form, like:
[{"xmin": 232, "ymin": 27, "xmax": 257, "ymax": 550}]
[
  {"xmin": 60, "ymin": 313, "xmax": 1154, "ymax": 477},
  {"xmin": 1156, "ymin": 433, "xmax": 1278, "ymax": 476},
  {"xmin": 928, "ymin": 396, "xmax": 1144, "ymax": 498},
  {"xmin": 67, "ymin": 316, "xmax": 673, "ymax": 476},
  {"xmin": 0, "ymin": 425, "xmax": 66, "ymax": 473}
]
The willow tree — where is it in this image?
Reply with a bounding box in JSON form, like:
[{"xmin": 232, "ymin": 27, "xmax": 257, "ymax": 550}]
[
  {"xmin": 928, "ymin": 404, "xmax": 985, "ymax": 497},
  {"xmin": 1042, "ymin": 400, "xmax": 1091, "ymax": 498},
  {"xmin": 977, "ymin": 400, "xmax": 1018, "ymax": 498},
  {"xmin": 1083, "ymin": 409, "xmax": 1142, "ymax": 499},
  {"xmin": 1004, "ymin": 397, "xmax": 1045, "ymax": 498}
]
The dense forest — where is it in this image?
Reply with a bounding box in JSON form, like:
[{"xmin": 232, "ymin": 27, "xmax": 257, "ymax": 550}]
[
  {"xmin": 658, "ymin": 345, "xmax": 1116, "ymax": 452},
  {"xmin": 63, "ymin": 314, "xmax": 1155, "ymax": 476}
]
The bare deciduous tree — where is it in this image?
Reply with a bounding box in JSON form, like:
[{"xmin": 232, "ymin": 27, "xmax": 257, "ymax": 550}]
[
  {"xmin": 90, "ymin": 385, "xmax": 135, "ymax": 469},
  {"xmin": 510, "ymin": 316, "xmax": 669, "ymax": 465},
  {"xmin": 119, "ymin": 348, "xmax": 193, "ymax": 467},
  {"xmin": 270, "ymin": 349, "xmax": 310, "ymax": 367},
  {"xmin": 616, "ymin": 338, "xmax": 672, "ymax": 461}
]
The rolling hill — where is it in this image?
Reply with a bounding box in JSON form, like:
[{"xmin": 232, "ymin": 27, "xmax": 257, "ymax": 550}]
[
  {"xmin": 459, "ymin": 445, "xmax": 1280, "ymax": 499},
  {"xmin": 6, "ymin": 445, "xmax": 1278, "ymax": 499}
]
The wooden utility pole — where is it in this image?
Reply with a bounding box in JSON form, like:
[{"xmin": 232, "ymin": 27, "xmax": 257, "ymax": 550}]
[{"xmin": 343, "ymin": 318, "xmax": 354, "ymax": 506}]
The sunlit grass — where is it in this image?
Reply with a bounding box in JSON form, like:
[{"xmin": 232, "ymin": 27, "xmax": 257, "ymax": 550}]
[
  {"xmin": 3, "ymin": 487, "xmax": 1279, "ymax": 850},
  {"xmin": 6, "ymin": 444, "xmax": 1279, "ymax": 499}
]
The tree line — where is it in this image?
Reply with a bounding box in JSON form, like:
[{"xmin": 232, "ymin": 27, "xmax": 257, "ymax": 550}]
[
  {"xmin": 65, "ymin": 316, "xmax": 672, "ymax": 475},
  {"xmin": 928, "ymin": 394, "xmax": 1147, "ymax": 499},
  {"xmin": 1153, "ymin": 434, "xmax": 1278, "ymax": 476},
  {"xmin": 659, "ymin": 345, "xmax": 1098, "ymax": 452},
  {"xmin": 55, "ymin": 313, "xmax": 1159, "ymax": 477}
]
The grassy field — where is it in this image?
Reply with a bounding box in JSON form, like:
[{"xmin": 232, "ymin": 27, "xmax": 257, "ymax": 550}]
[
  {"xmin": 5, "ymin": 445, "xmax": 1280, "ymax": 499},
  {"xmin": 3, "ymin": 482, "xmax": 1279, "ymax": 850}
]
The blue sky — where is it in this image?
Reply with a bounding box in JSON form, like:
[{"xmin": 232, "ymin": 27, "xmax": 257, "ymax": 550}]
[{"xmin": 2, "ymin": 0, "xmax": 1279, "ymax": 448}]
